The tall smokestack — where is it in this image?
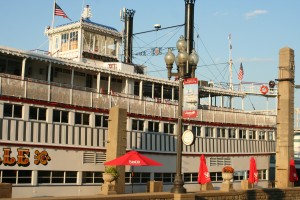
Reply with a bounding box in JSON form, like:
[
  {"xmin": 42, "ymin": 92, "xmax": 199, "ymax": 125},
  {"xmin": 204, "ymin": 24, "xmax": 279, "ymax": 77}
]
[
  {"xmin": 124, "ymin": 9, "xmax": 135, "ymax": 64},
  {"xmin": 184, "ymin": 0, "xmax": 196, "ymax": 77}
]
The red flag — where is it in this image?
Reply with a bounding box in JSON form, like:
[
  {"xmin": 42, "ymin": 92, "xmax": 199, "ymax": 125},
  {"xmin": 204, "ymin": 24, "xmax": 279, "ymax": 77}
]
[
  {"xmin": 290, "ymin": 159, "xmax": 298, "ymax": 182},
  {"xmin": 54, "ymin": 3, "xmax": 71, "ymax": 21},
  {"xmin": 198, "ymin": 155, "xmax": 211, "ymax": 184},
  {"xmin": 238, "ymin": 62, "xmax": 244, "ymax": 80},
  {"xmin": 248, "ymin": 157, "xmax": 258, "ymax": 184}
]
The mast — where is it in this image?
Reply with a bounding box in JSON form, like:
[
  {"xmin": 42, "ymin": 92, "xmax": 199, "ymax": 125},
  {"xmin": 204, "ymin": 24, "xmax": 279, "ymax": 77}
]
[
  {"xmin": 229, "ymin": 33, "xmax": 233, "ymax": 90},
  {"xmin": 50, "ymin": 0, "xmax": 57, "ymax": 56}
]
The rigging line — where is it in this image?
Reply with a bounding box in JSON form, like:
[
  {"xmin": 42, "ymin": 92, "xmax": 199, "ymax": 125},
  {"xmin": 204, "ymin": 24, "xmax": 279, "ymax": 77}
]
[
  {"xmin": 81, "ymin": 0, "xmax": 85, "ymax": 17},
  {"xmin": 132, "ymin": 29, "xmax": 181, "ymax": 75},
  {"xmin": 36, "ymin": 39, "xmax": 50, "ymax": 51},
  {"xmin": 198, "ymin": 36, "xmax": 228, "ymax": 82},
  {"xmin": 133, "ymin": 56, "xmax": 165, "ymax": 78},
  {"xmin": 132, "ymin": 26, "xmax": 182, "ymax": 55},
  {"xmin": 133, "ymin": 24, "xmax": 185, "ymax": 36},
  {"xmin": 148, "ymin": 62, "xmax": 227, "ymax": 73}
]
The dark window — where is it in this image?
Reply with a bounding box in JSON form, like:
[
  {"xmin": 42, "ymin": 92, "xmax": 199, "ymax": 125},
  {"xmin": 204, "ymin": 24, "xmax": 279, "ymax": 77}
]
[
  {"xmin": 132, "ymin": 119, "xmax": 144, "ymax": 131},
  {"xmin": 95, "ymin": 115, "xmax": 108, "ymax": 127},
  {"xmin": 3, "ymin": 103, "xmax": 22, "ymax": 118},
  {"xmin": 65, "ymin": 171, "xmax": 77, "ymax": 183},
  {"xmin": 29, "ymin": 107, "xmax": 47, "ymax": 121},
  {"xmin": 239, "ymin": 129, "xmax": 246, "ymax": 139},
  {"xmin": 17, "ymin": 170, "xmax": 32, "ymax": 184},
  {"xmin": 52, "ymin": 171, "xmax": 64, "ymax": 183},
  {"xmin": 82, "ymin": 171, "xmax": 103, "ymax": 184},
  {"xmin": 163, "ymin": 123, "xmax": 174, "ymax": 134},
  {"xmin": 192, "ymin": 126, "xmax": 201, "ymax": 137},
  {"xmin": 75, "ymin": 112, "xmax": 90, "ymax": 125},
  {"xmin": 2, "ymin": 170, "xmax": 17, "ymax": 183},
  {"xmin": 38, "ymin": 171, "xmax": 51, "ymax": 184},
  {"xmin": 53, "ymin": 109, "xmax": 69, "ymax": 123},
  {"xmin": 148, "ymin": 121, "xmax": 159, "ymax": 132}
]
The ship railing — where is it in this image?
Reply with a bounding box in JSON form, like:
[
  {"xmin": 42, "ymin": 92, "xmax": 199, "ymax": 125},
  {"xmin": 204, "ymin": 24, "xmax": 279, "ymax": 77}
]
[
  {"xmin": 0, "ymin": 117, "xmax": 276, "ymax": 155},
  {"xmin": 205, "ymin": 81, "xmax": 278, "ymax": 95},
  {"xmin": 0, "ymin": 74, "xmax": 276, "ymax": 127}
]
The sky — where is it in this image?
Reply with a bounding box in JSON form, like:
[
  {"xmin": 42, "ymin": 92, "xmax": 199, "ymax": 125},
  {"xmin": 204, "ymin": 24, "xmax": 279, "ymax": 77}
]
[{"xmin": 0, "ymin": 0, "xmax": 299, "ymax": 113}]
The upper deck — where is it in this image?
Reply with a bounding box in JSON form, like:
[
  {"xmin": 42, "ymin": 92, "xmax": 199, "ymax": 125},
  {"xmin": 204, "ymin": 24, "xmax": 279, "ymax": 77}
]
[{"xmin": 0, "ymin": 45, "xmax": 276, "ymax": 128}]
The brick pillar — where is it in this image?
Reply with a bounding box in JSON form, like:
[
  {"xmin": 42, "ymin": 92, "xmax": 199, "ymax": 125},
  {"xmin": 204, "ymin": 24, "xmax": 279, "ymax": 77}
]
[
  {"xmin": 106, "ymin": 106, "xmax": 127, "ymax": 194},
  {"xmin": 275, "ymin": 47, "xmax": 295, "ymax": 188}
]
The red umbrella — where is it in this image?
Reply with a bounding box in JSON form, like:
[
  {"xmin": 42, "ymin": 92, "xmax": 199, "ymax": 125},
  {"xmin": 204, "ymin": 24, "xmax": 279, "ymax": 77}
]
[
  {"xmin": 248, "ymin": 157, "xmax": 258, "ymax": 184},
  {"xmin": 289, "ymin": 158, "xmax": 298, "ymax": 182},
  {"xmin": 104, "ymin": 150, "xmax": 163, "ymax": 193},
  {"xmin": 104, "ymin": 150, "xmax": 163, "ymax": 166},
  {"xmin": 197, "ymin": 154, "xmax": 211, "ymax": 184}
]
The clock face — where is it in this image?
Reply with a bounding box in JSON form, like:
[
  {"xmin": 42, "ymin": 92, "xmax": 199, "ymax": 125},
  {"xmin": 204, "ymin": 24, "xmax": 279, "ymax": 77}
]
[{"xmin": 182, "ymin": 130, "xmax": 194, "ymax": 146}]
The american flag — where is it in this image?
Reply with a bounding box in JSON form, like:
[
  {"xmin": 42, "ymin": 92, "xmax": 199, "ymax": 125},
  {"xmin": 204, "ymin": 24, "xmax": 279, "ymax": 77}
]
[
  {"xmin": 54, "ymin": 3, "xmax": 71, "ymax": 20},
  {"xmin": 238, "ymin": 62, "xmax": 244, "ymax": 80}
]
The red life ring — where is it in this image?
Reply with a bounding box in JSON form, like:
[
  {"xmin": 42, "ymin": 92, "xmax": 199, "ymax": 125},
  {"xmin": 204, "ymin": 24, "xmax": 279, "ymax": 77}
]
[{"xmin": 260, "ymin": 85, "xmax": 269, "ymax": 94}]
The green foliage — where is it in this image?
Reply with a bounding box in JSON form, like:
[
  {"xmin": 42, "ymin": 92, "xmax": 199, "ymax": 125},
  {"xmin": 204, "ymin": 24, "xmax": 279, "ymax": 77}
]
[{"xmin": 104, "ymin": 167, "xmax": 120, "ymax": 180}]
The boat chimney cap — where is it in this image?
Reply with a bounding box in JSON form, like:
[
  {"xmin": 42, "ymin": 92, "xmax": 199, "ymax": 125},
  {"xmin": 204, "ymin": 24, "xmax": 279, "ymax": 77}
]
[{"xmin": 154, "ymin": 24, "xmax": 161, "ymax": 29}]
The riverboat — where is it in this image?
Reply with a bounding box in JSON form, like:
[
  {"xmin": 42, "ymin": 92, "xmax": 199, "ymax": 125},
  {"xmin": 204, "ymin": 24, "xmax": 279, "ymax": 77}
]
[{"xmin": 0, "ymin": 3, "xmax": 277, "ymax": 198}]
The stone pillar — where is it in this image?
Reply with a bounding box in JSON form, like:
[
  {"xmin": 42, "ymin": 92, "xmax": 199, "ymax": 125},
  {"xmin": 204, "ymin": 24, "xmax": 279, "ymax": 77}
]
[
  {"xmin": 103, "ymin": 106, "xmax": 127, "ymax": 194},
  {"xmin": 275, "ymin": 47, "xmax": 295, "ymax": 188},
  {"xmin": 0, "ymin": 183, "xmax": 12, "ymax": 198}
]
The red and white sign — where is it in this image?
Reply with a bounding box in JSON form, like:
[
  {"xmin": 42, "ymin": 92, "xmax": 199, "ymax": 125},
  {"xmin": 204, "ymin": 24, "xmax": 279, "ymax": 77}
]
[{"xmin": 183, "ymin": 78, "xmax": 198, "ymax": 118}]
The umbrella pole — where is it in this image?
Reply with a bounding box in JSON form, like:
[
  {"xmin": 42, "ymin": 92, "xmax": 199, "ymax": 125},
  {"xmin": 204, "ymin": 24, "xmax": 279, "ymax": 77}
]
[{"xmin": 131, "ymin": 166, "xmax": 134, "ymax": 193}]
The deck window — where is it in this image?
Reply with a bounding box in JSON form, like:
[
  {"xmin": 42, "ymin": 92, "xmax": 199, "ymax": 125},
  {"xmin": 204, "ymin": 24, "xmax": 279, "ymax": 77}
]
[
  {"xmin": 183, "ymin": 173, "xmax": 198, "ymax": 183},
  {"xmin": 228, "ymin": 129, "xmax": 236, "ymax": 139},
  {"xmin": 164, "ymin": 123, "xmax": 174, "ymax": 134},
  {"xmin": 192, "ymin": 126, "xmax": 201, "ymax": 137},
  {"xmin": 239, "ymin": 129, "xmax": 246, "ymax": 139},
  {"xmin": 154, "ymin": 173, "xmax": 175, "ymax": 183},
  {"xmin": 82, "ymin": 171, "xmax": 103, "ymax": 184},
  {"xmin": 125, "ymin": 172, "xmax": 151, "ymax": 184},
  {"xmin": 210, "ymin": 172, "xmax": 223, "ymax": 182},
  {"xmin": 234, "ymin": 171, "xmax": 247, "ymax": 181},
  {"xmin": 61, "ymin": 33, "xmax": 69, "ymax": 52},
  {"xmin": 3, "ymin": 103, "xmax": 22, "ymax": 118},
  {"xmin": 148, "ymin": 121, "xmax": 159, "ymax": 132},
  {"xmin": 53, "ymin": 109, "xmax": 69, "ymax": 123},
  {"xmin": 249, "ymin": 130, "xmax": 256, "ymax": 140},
  {"xmin": 38, "ymin": 171, "xmax": 77, "ymax": 184},
  {"xmin": 205, "ymin": 127, "xmax": 214, "ymax": 138},
  {"xmin": 29, "ymin": 106, "xmax": 47, "ymax": 121},
  {"xmin": 258, "ymin": 169, "xmax": 267, "ymax": 180},
  {"xmin": 132, "ymin": 119, "xmax": 144, "ymax": 131},
  {"xmin": 217, "ymin": 128, "xmax": 226, "ymax": 138},
  {"xmin": 0, "ymin": 170, "xmax": 32, "ymax": 184},
  {"xmin": 268, "ymin": 131, "xmax": 275, "ymax": 141},
  {"xmin": 75, "ymin": 112, "xmax": 90, "ymax": 125},
  {"xmin": 69, "ymin": 31, "xmax": 78, "ymax": 50},
  {"xmin": 95, "ymin": 115, "xmax": 108, "ymax": 127},
  {"xmin": 259, "ymin": 131, "xmax": 266, "ymax": 140}
]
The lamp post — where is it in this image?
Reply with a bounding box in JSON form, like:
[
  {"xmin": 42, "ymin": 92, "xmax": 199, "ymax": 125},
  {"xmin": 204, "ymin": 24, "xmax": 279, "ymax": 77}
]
[{"xmin": 164, "ymin": 35, "xmax": 199, "ymax": 193}]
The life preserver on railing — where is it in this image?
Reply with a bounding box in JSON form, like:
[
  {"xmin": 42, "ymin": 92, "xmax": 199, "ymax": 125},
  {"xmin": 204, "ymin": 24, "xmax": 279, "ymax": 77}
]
[{"xmin": 260, "ymin": 85, "xmax": 269, "ymax": 94}]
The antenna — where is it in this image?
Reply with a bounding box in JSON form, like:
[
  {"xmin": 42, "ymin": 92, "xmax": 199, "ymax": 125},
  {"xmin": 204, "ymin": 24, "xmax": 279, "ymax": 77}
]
[
  {"xmin": 120, "ymin": 8, "xmax": 126, "ymax": 22},
  {"xmin": 82, "ymin": 5, "xmax": 92, "ymax": 19},
  {"xmin": 229, "ymin": 33, "xmax": 233, "ymax": 90}
]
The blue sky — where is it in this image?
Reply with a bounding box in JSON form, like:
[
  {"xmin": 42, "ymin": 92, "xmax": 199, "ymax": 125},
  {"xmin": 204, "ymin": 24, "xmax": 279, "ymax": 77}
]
[{"xmin": 0, "ymin": 0, "xmax": 299, "ymax": 110}]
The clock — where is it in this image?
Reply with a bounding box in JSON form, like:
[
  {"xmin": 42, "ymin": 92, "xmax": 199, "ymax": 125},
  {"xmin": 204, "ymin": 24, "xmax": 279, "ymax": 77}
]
[{"xmin": 182, "ymin": 130, "xmax": 195, "ymax": 146}]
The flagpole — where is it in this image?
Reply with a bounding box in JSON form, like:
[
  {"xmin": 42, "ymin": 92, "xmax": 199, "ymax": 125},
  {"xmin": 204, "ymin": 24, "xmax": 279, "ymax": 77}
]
[
  {"xmin": 52, "ymin": 0, "xmax": 57, "ymax": 30},
  {"xmin": 50, "ymin": 0, "xmax": 57, "ymax": 56},
  {"xmin": 228, "ymin": 33, "xmax": 233, "ymax": 91}
]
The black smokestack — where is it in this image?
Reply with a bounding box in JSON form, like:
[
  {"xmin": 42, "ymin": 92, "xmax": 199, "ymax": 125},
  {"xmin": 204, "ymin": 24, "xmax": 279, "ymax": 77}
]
[
  {"xmin": 184, "ymin": 0, "xmax": 196, "ymax": 77},
  {"xmin": 124, "ymin": 9, "xmax": 135, "ymax": 64}
]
